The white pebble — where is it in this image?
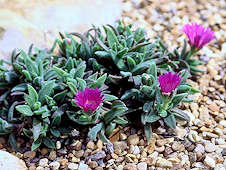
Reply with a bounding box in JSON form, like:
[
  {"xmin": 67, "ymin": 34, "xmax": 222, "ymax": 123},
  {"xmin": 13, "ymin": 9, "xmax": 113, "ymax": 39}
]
[{"xmin": 204, "ymin": 156, "xmax": 216, "ymax": 168}]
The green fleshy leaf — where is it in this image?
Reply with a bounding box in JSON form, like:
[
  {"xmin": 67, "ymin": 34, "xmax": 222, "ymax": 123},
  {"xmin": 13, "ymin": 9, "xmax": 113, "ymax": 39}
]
[
  {"xmin": 9, "ymin": 134, "xmax": 19, "ymax": 152},
  {"xmin": 164, "ymin": 114, "xmax": 176, "ymax": 129},
  {"xmin": 50, "ymin": 128, "xmax": 60, "ymax": 137},
  {"xmin": 171, "ymin": 93, "xmax": 187, "ymax": 107},
  {"xmin": 31, "ymin": 137, "xmax": 42, "ymax": 151},
  {"xmin": 145, "ymin": 112, "xmax": 160, "ymax": 123},
  {"xmin": 11, "ymin": 83, "xmax": 27, "ymax": 92},
  {"xmin": 26, "ymin": 85, "xmax": 38, "ymax": 108},
  {"xmin": 90, "ymin": 73, "xmax": 107, "ymax": 89},
  {"xmin": 143, "ymin": 102, "xmax": 153, "ymax": 113},
  {"xmin": 88, "ymin": 123, "xmax": 103, "ymax": 141},
  {"xmin": 144, "ymin": 124, "xmax": 152, "ymax": 141},
  {"xmin": 32, "ymin": 122, "xmax": 42, "ymax": 141},
  {"xmin": 113, "ymin": 117, "xmax": 128, "ymax": 125},
  {"xmin": 43, "ymin": 137, "xmax": 55, "ymax": 149},
  {"xmin": 105, "ymin": 26, "xmax": 119, "ymax": 48},
  {"xmin": 104, "ymin": 94, "xmax": 118, "ymax": 102},
  {"xmin": 23, "ymin": 128, "xmax": 32, "ymax": 138},
  {"xmin": 105, "ymin": 122, "xmax": 116, "ymax": 136},
  {"xmin": 127, "ymin": 56, "xmax": 136, "ymax": 70},
  {"xmin": 16, "ymin": 105, "xmax": 33, "ymax": 116},
  {"xmin": 38, "ymin": 81, "xmax": 55, "ymax": 104},
  {"xmin": 22, "ymin": 70, "xmax": 32, "ymax": 81}
]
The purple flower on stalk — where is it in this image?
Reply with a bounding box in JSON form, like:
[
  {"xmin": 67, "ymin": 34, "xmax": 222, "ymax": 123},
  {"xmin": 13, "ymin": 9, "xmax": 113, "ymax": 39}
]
[
  {"xmin": 158, "ymin": 72, "xmax": 182, "ymax": 94},
  {"xmin": 65, "ymin": 38, "xmax": 71, "ymax": 45},
  {"xmin": 182, "ymin": 23, "xmax": 216, "ymax": 49},
  {"xmin": 74, "ymin": 88, "xmax": 104, "ymax": 113}
]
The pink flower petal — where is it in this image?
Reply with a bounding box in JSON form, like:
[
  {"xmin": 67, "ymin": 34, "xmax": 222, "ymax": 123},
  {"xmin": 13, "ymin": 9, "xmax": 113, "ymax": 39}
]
[
  {"xmin": 74, "ymin": 88, "xmax": 104, "ymax": 113},
  {"xmin": 182, "ymin": 23, "xmax": 216, "ymax": 49},
  {"xmin": 158, "ymin": 72, "xmax": 182, "ymax": 93}
]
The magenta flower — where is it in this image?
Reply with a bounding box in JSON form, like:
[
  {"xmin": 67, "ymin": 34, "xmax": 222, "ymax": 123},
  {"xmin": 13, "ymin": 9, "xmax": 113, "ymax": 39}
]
[
  {"xmin": 182, "ymin": 23, "xmax": 216, "ymax": 49},
  {"xmin": 158, "ymin": 72, "xmax": 182, "ymax": 93},
  {"xmin": 65, "ymin": 38, "xmax": 71, "ymax": 45},
  {"xmin": 74, "ymin": 88, "xmax": 104, "ymax": 113}
]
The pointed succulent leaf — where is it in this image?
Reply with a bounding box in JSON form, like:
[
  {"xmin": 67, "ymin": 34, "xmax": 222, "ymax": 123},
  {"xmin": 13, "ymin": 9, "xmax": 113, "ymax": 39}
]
[
  {"xmin": 113, "ymin": 117, "xmax": 128, "ymax": 125},
  {"xmin": 8, "ymin": 101, "xmax": 20, "ymax": 122},
  {"xmin": 21, "ymin": 51, "xmax": 38, "ymax": 77},
  {"xmin": 104, "ymin": 94, "xmax": 118, "ymax": 102},
  {"xmin": 76, "ymin": 77, "xmax": 86, "ymax": 91},
  {"xmin": 144, "ymin": 124, "xmax": 152, "ymax": 141},
  {"xmin": 164, "ymin": 114, "xmax": 176, "ymax": 129},
  {"xmin": 90, "ymin": 73, "xmax": 107, "ymax": 88},
  {"xmin": 9, "ymin": 134, "xmax": 19, "ymax": 152},
  {"xmin": 121, "ymin": 89, "xmax": 140, "ymax": 100},
  {"xmin": 88, "ymin": 123, "xmax": 103, "ymax": 141},
  {"xmin": 34, "ymin": 106, "xmax": 49, "ymax": 116},
  {"xmin": 105, "ymin": 122, "xmax": 116, "ymax": 136},
  {"xmin": 95, "ymin": 51, "xmax": 110, "ymax": 58},
  {"xmin": 26, "ymin": 85, "xmax": 38, "ymax": 107},
  {"xmin": 74, "ymin": 61, "xmax": 86, "ymax": 78},
  {"xmin": 23, "ymin": 128, "xmax": 32, "ymax": 138},
  {"xmin": 177, "ymin": 85, "xmax": 191, "ymax": 93},
  {"xmin": 99, "ymin": 129, "xmax": 109, "ymax": 143},
  {"xmin": 147, "ymin": 61, "xmax": 157, "ymax": 80},
  {"xmin": 132, "ymin": 60, "xmax": 153, "ymax": 74},
  {"xmin": 65, "ymin": 57, "xmax": 74, "ymax": 71},
  {"xmin": 11, "ymin": 83, "xmax": 27, "ymax": 92},
  {"xmin": 16, "ymin": 105, "xmax": 33, "ymax": 116},
  {"xmin": 143, "ymin": 102, "xmax": 153, "ymax": 113},
  {"xmin": 31, "ymin": 137, "xmax": 42, "ymax": 151},
  {"xmin": 104, "ymin": 101, "xmax": 128, "ymax": 124},
  {"xmin": 32, "ymin": 122, "xmax": 42, "ymax": 141},
  {"xmin": 145, "ymin": 112, "xmax": 160, "ymax": 123},
  {"xmin": 127, "ymin": 56, "xmax": 136, "ymax": 70},
  {"xmin": 43, "ymin": 137, "xmax": 55, "ymax": 149},
  {"xmin": 38, "ymin": 80, "xmax": 55, "ymax": 104},
  {"xmin": 118, "ymin": 48, "xmax": 129, "ymax": 57},
  {"xmin": 53, "ymin": 66, "xmax": 70, "ymax": 78},
  {"xmin": 22, "ymin": 70, "xmax": 32, "ymax": 81},
  {"xmin": 50, "ymin": 128, "xmax": 60, "ymax": 137},
  {"xmin": 170, "ymin": 108, "xmax": 190, "ymax": 122},
  {"xmin": 104, "ymin": 26, "xmax": 119, "ymax": 48},
  {"xmin": 53, "ymin": 90, "xmax": 68, "ymax": 103},
  {"xmin": 171, "ymin": 93, "xmax": 187, "ymax": 107}
]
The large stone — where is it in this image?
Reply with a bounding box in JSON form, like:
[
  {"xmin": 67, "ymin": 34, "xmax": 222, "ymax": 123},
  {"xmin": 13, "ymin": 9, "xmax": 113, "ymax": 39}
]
[
  {"xmin": 0, "ymin": 150, "xmax": 27, "ymax": 170},
  {"xmin": 0, "ymin": 0, "xmax": 122, "ymax": 60}
]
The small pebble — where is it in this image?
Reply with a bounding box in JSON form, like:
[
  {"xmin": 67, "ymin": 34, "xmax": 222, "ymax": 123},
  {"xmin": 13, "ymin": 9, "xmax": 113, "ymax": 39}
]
[
  {"xmin": 205, "ymin": 142, "xmax": 216, "ymax": 152},
  {"xmin": 204, "ymin": 155, "xmax": 216, "ymax": 168},
  {"xmin": 39, "ymin": 158, "xmax": 48, "ymax": 167},
  {"xmin": 68, "ymin": 163, "xmax": 79, "ymax": 170},
  {"xmin": 49, "ymin": 161, "xmax": 60, "ymax": 170}
]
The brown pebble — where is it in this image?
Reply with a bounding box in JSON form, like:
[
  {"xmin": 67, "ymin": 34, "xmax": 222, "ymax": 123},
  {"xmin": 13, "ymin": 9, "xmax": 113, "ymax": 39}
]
[
  {"xmin": 146, "ymin": 157, "xmax": 157, "ymax": 166},
  {"xmin": 48, "ymin": 151, "xmax": 57, "ymax": 161},
  {"xmin": 95, "ymin": 166, "xmax": 103, "ymax": 170},
  {"xmin": 111, "ymin": 153, "xmax": 119, "ymax": 159},
  {"xmin": 123, "ymin": 164, "xmax": 137, "ymax": 170},
  {"xmin": 96, "ymin": 140, "xmax": 103, "ymax": 150},
  {"xmin": 59, "ymin": 158, "xmax": 68, "ymax": 166},
  {"xmin": 209, "ymin": 102, "xmax": 220, "ymax": 112},
  {"xmin": 28, "ymin": 165, "xmax": 36, "ymax": 170},
  {"xmin": 86, "ymin": 141, "xmax": 95, "ymax": 150},
  {"xmin": 89, "ymin": 161, "xmax": 98, "ymax": 168}
]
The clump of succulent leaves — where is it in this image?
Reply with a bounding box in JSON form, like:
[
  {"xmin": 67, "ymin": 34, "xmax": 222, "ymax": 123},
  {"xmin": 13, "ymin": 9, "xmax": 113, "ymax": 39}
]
[
  {"xmin": 0, "ymin": 21, "xmax": 214, "ymax": 150},
  {"xmin": 0, "ymin": 46, "xmax": 127, "ymax": 151}
]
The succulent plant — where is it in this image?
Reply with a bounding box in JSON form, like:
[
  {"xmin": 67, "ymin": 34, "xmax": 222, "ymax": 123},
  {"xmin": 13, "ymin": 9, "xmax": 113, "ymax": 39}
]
[
  {"xmin": 0, "ymin": 44, "xmax": 127, "ymax": 150},
  {"xmin": 121, "ymin": 62, "xmax": 199, "ymax": 140},
  {"xmin": 166, "ymin": 23, "xmax": 216, "ymax": 75},
  {"xmin": 0, "ymin": 21, "xmax": 207, "ymax": 150}
]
